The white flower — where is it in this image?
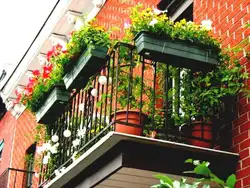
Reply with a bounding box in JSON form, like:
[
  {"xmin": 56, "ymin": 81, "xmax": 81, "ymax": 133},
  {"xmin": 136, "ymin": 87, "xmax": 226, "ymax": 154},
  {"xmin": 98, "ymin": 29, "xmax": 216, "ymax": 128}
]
[
  {"xmin": 173, "ymin": 180, "xmax": 181, "ymax": 188},
  {"xmin": 36, "ymin": 146, "xmax": 45, "ymax": 155},
  {"xmin": 98, "ymin": 76, "xmax": 107, "ymax": 85},
  {"xmin": 63, "ymin": 129, "xmax": 71, "ymax": 137},
  {"xmin": 72, "ymin": 138, "xmax": 81, "ymax": 148},
  {"xmin": 54, "ymin": 169, "xmax": 60, "ymax": 176},
  {"xmin": 187, "ymin": 21, "xmax": 193, "ymax": 25},
  {"xmin": 124, "ymin": 22, "xmax": 131, "ymax": 29},
  {"xmin": 43, "ymin": 156, "xmax": 49, "ymax": 165},
  {"xmin": 149, "ymin": 18, "xmax": 158, "ymax": 26},
  {"xmin": 51, "ymin": 135, "xmax": 59, "ymax": 143},
  {"xmin": 153, "ymin": 8, "xmax": 167, "ymax": 15},
  {"xmin": 49, "ymin": 145, "xmax": 58, "ymax": 154},
  {"xmin": 42, "ymin": 142, "xmax": 52, "ymax": 151},
  {"xmin": 193, "ymin": 160, "xmax": 200, "ymax": 165},
  {"xmin": 34, "ymin": 172, "xmax": 39, "ymax": 178},
  {"xmin": 201, "ymin": 19, "xmax": 212, "ymax": 30},
  {"xmin": 79, "ymin": 103, "xmax": 85, "ymax": 111},
  {"xmin": 205, "ymin": 161, "xmax": 210, "ymax": 167},
  {"xmin": 77, "ymin": 128, "xmax": 86, "ymax": 138},
  {"xmin": 74, "ymin": 18, "xmax": 84, "ymax": 31},
  {"xmin": 91, "ymin": 88, "xmax": 98, "ymax": 97}
]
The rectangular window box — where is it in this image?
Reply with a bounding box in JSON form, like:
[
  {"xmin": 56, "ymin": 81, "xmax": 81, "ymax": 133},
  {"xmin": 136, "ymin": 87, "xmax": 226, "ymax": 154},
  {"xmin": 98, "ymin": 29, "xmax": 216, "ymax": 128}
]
[
  {"xmin": 36, "ymin": 86, "xmax": 69, "ymax": 124},
  {"xmin": 134, "ymin": 31, "xmax": 219, "ymax": 70},
  {"xmin": 63, "ymin": 46, "xmax": 108, "ymax": 90}
]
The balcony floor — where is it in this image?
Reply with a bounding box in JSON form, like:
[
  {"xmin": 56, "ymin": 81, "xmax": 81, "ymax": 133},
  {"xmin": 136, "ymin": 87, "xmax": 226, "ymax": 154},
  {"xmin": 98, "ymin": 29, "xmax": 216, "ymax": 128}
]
[{"xmin": 44, "ymin": 132, "xmax": 239, "ymax": 188}]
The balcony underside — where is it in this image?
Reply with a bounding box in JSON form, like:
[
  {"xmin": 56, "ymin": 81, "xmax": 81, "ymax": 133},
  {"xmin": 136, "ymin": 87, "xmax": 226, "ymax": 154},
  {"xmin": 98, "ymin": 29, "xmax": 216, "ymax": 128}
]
[{"xmin": 44, "ymin": 132, "xmax": 238, "ymax": 188}]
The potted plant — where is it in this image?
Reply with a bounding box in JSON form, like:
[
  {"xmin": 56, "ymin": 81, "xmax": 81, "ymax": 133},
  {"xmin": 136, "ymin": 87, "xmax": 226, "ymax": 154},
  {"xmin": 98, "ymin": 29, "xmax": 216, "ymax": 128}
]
[
  {"xmin": 20, "ymin": 63, "xmax": 69, "ymax": 124},
  {"xmin": 125, "ymin": 5, "xmax": 221, "ymax": 71},
  {"xmin": 177, "ymin": 52, "xmax": 249, "ymax": 148},
  {"xmin": 54, "ymin": 22, "xmax": 111, "ymax": 90}
]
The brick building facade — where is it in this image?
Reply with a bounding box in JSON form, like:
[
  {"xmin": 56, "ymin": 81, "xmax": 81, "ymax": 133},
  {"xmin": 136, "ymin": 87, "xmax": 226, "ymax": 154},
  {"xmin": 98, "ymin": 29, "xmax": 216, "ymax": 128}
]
[{"xmin": 0, "ymin": 0, "xmax": 249, "ymax": 187}]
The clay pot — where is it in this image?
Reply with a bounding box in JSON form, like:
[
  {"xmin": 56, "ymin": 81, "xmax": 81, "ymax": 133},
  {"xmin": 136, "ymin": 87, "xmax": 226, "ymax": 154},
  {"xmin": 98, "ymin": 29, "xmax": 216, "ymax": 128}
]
[
  {"xmin": 111, "ymin": 110, "xmax": 148, "ymax": 136},
  {"xmin": 188, "ymin": 122, "xmax": 212, "ymax": 148}
]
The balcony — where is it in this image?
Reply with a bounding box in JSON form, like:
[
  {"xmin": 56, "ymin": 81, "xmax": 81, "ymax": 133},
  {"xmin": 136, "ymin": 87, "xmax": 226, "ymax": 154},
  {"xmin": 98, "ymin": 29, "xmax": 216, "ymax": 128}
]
[
  {"xmin": 0, "ymin": 168, "xmax": 35, "ymax": 188},
  {"xmin": 37, "ymin": 43, "xmax": 239, "ymax": 187}
]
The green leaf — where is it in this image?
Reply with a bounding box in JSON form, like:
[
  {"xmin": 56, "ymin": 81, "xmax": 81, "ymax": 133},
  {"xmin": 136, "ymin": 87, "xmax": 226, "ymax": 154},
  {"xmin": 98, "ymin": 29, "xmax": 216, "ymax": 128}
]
[
  {"xmin": 194, "ymin": 164, "xmax": 211, "ymax": 177},
  {"xmin": 226, "ymin": 174, "xmax": 236, "ymax": 188},
  {"xmin": 185, "ymin": 158, "xmax": 193, "ymax": 163},
  {"xmin": 154, "ymin": 174, "xmax": 173, "ymax": 187}
]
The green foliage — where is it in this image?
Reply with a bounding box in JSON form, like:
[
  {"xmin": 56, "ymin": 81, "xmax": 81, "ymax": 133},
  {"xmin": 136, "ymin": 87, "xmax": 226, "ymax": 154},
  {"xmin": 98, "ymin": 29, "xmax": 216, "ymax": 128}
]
[
  {"xmin": 22, "ymin": 21, "xmax": 111, "ymax": 113},
  {"xmin": 126, "ymin": 5, "xmax": 220, "ymax": 53},
  {"xmin": 22, "ymin": 64, "xmax": 64, "ymax": 112},
  {"xmin": 152, "ymin": 159, "xmax": 236, "ymax": 188}
]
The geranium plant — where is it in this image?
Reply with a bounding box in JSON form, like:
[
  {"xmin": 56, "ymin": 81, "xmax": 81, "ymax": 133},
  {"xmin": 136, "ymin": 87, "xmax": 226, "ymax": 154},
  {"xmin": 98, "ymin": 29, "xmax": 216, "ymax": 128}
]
[{"xmin": 19, "ymin": 21, "xmax": 111, "ymax": 113}]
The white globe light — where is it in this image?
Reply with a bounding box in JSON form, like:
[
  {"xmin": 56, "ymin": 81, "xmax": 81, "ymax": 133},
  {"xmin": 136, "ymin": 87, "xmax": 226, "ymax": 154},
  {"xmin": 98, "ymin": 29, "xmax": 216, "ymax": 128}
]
[
  {"xmin": 98, "ymin": 76, "xmax": 107, "ymax": 85},
  {"xmin": 91, "ymin": 88, "xmax": 98, "ymax": 97},
  {"xmin": 63, "ymin": 129, "xmax": 71, "ymax": 137},
  {"xmin": 51, "ymin": 135, "xmax": 59, "ymax": 143}
]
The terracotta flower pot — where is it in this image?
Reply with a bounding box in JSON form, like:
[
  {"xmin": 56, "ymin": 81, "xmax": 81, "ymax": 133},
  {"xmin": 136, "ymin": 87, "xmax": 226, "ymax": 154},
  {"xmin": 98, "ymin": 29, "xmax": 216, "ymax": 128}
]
[
  {"xmin": 111, "ymin": 110, "xmax": 148, "ymax": 136},
  {"xmin": 188, "ymin": 122, "xmax": 212, "ymax": 148}
]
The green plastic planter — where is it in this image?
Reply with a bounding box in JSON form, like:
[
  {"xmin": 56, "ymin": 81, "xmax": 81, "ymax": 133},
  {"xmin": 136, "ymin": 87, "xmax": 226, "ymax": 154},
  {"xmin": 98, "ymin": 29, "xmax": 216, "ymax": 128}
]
[
  {"xmin": 134, "ymin": 32, "xmax": 219, "ymax": 70},
  {"xmin": 63, "ymin": 46, "xmax": 108, "ymax": 90},
  {"xmin": 36, "ymin": 86, "xmax": 69, "ymax": 124}
]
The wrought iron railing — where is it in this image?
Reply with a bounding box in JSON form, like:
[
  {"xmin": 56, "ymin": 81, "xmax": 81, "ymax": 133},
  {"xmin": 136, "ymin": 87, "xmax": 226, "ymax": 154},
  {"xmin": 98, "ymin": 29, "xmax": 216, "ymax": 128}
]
[
  {"xmin": 0, "ymin": 168, "xmax": 35, "ymax": 188},
  {"xmin": 39, "ymin": 43, "xmax": 235, "ymax": 186}
]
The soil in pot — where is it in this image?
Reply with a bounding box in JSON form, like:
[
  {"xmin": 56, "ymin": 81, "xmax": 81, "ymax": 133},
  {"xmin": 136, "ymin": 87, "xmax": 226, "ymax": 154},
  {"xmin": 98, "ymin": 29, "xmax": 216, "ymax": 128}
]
[
  {"xmin": 188, "ymin": 122, "xmax": 213, "ymax": 148},
  {"xmin": 111, "ymin": 110, "xmax": 148, "ymax": 136}
]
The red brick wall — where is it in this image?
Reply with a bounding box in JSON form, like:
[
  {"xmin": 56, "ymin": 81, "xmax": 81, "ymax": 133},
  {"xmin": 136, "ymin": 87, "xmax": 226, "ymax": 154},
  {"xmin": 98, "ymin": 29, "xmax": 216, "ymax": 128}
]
[
  {"xmin": 0, "ymin": 112, "xmax": 16, "ymax": 174},
  {"xmin": 194, "ymin": 1, "xmax": 250, "ymax": 187},
  {"xmin": 10, "ymin": 110, "xmax": 39, "ymax": 188},
  {"xmin": 0, "ymin": 110, "xmax": 39, "ymax": 188},
  {"xmin": 95, "ymin": 0, "xmax": 160, "ymax": 39}
]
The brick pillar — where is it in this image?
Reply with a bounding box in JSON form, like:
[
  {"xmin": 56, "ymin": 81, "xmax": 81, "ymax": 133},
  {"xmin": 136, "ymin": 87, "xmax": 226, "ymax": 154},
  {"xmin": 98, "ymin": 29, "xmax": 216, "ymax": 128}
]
[{"xmin": 194, "ymin": 1, "xmax": 250, "ymax": 187}]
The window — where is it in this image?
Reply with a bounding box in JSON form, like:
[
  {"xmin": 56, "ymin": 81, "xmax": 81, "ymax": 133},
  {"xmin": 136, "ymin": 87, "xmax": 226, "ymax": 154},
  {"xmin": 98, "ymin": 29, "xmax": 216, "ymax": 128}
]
[
  {"xmin": 24, "ymin": 143, "xmax": 36, "ymax": 188},
  {"xmin": 0, "ymin": 140, "xmax": 4, "ymax": 159}
]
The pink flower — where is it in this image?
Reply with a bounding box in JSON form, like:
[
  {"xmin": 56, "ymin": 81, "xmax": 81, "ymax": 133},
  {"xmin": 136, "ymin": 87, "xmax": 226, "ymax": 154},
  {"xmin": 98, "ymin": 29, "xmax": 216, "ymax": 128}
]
[{"xmin": 124, "ymin": 19, "xmax": 132, "ymax": 29}]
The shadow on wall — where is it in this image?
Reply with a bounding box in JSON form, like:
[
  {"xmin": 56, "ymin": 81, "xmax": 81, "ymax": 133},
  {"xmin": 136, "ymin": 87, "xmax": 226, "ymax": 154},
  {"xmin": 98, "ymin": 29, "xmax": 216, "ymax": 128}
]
[{"xmin": 0, "ymin": 97, "xmax": 6, "ymax": 120}]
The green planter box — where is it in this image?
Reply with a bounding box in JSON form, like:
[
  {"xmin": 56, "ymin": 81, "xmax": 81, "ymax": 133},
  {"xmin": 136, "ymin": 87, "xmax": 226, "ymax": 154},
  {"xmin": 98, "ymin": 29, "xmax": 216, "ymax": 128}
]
[
  {"xmin": 134, "ymin": 32, "xmax": 219, "ymax": 70},
  {"xmin": 36, "ymin": 86, "xmax": 69, "ymax": 124},
  {"xmin": 63, "ymin": 46, "xmax": 108, "ymax": 90}
]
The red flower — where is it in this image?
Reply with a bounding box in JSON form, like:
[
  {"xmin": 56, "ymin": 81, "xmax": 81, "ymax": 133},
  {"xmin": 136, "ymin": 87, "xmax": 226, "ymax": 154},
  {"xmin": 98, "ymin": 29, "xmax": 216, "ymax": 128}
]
[
  {"xmin": 32, "ymin": 70, "xmax": 40, "ymax": 76},
  {"xmin": 24, "ymin": 87, "xmax": 33, "ymax": 95},
  {"xmin": 28, "ymin": 77, "xmax": 35, "ymax": 83},
  {"xmin": 42, "ymin": 72, "xmax": 50, "ymax": 79},
  {"xmin": 55, "ymin": 44, "xmax": 62, "ymax": 50},
  {"xmin": 47, "ymin": 50, "xmax": 54, "ymax": 61},
  {"xmin": 44, "ymin": 64, "xmax": 53, "ymax": 72}
]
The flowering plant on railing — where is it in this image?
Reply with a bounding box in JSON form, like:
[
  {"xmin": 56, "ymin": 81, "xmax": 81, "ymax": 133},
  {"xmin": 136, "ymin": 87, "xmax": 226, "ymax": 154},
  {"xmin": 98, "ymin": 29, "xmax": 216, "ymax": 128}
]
[
  {"xmin": 20, "ymin": 21, "xmax": 111, "ymax": 112},
  {"xmin": 21, "ymin": 63, "xmax": 64, "ymax": 112},
  {"xmin": 49, "ymin": 22, "xmax": 111, "ymax": 71},
  {"xmin": 124, "ymin": 5, "xmax": 220, "ymax": 53}
]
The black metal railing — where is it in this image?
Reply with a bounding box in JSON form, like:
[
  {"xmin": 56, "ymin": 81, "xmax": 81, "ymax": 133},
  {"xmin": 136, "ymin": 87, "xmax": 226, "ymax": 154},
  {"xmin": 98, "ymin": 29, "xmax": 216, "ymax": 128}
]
[
  {"xmin": 0, "ymin": 168, "xmax": 35, "ymax": 188},
  {"xmin": 39, "ymin": 43, "xmax": 235, "ymax": 186}
]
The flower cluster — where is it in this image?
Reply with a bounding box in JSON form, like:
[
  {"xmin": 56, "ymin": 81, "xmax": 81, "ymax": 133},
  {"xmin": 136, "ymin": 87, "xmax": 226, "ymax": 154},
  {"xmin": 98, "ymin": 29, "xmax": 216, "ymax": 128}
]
[
  {"xmin": 124, "ymin": 5, "xmax": 220, "ymax": 51},
  {"xmin": 19, "ymin": 21, "xmax": 110, "ymax": 112}
]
